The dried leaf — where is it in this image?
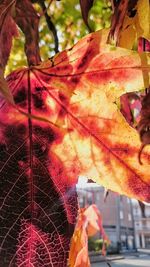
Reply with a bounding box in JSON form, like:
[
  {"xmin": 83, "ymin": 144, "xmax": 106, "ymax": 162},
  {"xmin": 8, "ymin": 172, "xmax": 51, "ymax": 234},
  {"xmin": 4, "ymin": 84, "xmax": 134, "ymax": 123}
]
[{"xmin": 79, "ymin": 0, "xmax": 94, "ymax": 31}]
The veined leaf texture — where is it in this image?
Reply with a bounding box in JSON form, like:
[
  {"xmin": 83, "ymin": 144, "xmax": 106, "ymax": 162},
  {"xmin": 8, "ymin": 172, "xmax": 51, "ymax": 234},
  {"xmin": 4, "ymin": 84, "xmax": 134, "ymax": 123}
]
[
  {"xmin": 0, "ymin": 29, "xmax": 150, "ymax": 266},
  {"xmin": 0, "ymin": 68, "xmax": 78, "ymax": 266}
]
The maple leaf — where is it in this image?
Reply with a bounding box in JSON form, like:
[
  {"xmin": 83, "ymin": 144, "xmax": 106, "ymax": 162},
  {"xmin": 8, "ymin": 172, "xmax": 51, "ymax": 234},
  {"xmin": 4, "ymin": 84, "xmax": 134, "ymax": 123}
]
[
  {"xmin": 69, "ymin": 204, "xmax": 110, "ymax": 267},
  {"xmin": 32, "ymin": 29, "xmax": 150, "ymax": 203},
  {"xmin": 14, "ymin": 0, "xmax": 41, "ymax": 66},
  {"xmin": 0, "ymin": 29, "xmax": 150, "ymax": 265}
]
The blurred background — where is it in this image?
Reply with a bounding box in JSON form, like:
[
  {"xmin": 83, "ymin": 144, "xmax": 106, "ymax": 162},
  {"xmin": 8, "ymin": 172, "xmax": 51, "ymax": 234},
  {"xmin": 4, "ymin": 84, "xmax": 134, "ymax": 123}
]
[{"xmin": 77, "ymin": 177, "xmax": 150, "ymax": 254}]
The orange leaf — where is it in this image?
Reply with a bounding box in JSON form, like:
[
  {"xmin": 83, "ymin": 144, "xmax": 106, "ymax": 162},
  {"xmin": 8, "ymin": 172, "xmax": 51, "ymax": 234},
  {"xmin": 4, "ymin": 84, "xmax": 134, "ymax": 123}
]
[
  {"xmin": 85, "ymin": 205, "xmax": 109, "ymax": 240},
  {"xmin": 69, "ymin": 205, "xmax": 109, "ymax": 266},
  {"xmin": 32, "ymin": 29, "xmax": 150, "ymax": 202},
  {"xmin": 117, "ymin": 0, "xmax": 150, "ymax": 49},
  {"xmin": 69, "ymin": 209, "xmax": 90, "ymax": 267}
]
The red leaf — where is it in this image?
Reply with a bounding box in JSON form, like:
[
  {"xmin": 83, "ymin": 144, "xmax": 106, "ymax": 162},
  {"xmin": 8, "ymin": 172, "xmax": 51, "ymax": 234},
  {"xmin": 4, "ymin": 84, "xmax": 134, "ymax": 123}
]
[
  {"xmin": 120, "ymin": 94, "xmax": 134, "ymax": 126},
  {"xmin": 14, "ymin": 0, "xmax": 41, "ymax": 66},
  {"xmin": 138, "ymin": 38, "xmax": 150, "ymax": 52},
  {"xmin": 0, "ymin": 0, "xmax": 18, "ymax": 68},
  {"xmin": 0, "ymin": 69, "xmax": 77, "ymax": 266},
  {"xmin": 120, "ymin": 92, "xmax": 141, "ymax": 127},
  {"xmin": 137, "ymin": 90, "xmax": 150, "ymax": 164}
]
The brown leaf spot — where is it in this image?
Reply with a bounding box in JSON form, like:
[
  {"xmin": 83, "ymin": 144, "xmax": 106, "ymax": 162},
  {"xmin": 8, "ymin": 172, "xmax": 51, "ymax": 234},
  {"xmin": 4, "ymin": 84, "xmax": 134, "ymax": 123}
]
[
  {"xmin": 70, "ymin": 77, "xmax": 80, "ymax": 85},
  {"xmin": 14, "ymin": 87, "xmax": 27, "ymax": 106}
]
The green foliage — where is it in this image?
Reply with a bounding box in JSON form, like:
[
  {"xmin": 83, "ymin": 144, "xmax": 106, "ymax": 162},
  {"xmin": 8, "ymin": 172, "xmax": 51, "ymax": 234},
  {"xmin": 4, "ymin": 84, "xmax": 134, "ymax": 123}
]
[
  {"xmin": 88, "ymin": 237, "xmax": 109, "ymax": 252},
  {"xmin": 6, "ymin": 0, "xmax": 112, "ymax": 75},
  {"xmin": 89, "ymin": 0, "xmax": 112, "ymax": 31}
]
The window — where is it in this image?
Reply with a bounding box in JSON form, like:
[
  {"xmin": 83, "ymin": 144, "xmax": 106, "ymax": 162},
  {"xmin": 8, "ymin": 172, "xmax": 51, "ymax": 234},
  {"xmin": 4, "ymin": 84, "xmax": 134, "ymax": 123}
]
[
  {"xmin": 120, "ymin": 210, "xmax": 124, "ymax": 219},
  {"xmin": 128, "ymin": 213, "xmax": 132, "ymax": 221},
  {"xmin": 127, "ymin": 198, "xmax": 130, "ymax": 204},
  {"xmin": 87, "ymin": 192, "xmax": 93, "ymax": 205},
  {"xmin": 96, "ymin": 193, "xmax": 100, "ymax": 201}
]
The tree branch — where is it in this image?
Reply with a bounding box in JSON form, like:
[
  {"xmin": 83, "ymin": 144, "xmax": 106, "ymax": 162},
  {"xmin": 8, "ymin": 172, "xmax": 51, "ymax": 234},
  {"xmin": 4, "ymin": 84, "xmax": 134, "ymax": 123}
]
[{"xmin": 39, "ymin": 0, "xmax": 59, "ymax": 54}]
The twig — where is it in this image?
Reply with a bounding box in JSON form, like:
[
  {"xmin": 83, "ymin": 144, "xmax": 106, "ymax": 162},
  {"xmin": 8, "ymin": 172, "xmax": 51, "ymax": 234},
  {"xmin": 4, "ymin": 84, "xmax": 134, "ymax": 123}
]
[{"xmin": 39, "ymin": 0, "xmax": 59, "ymax": 54}]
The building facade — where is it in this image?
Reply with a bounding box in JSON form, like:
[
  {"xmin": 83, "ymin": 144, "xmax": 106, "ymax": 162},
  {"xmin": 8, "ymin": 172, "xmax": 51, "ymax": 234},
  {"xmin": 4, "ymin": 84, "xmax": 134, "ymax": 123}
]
[
  {"xmin": 132, "ymin": 200, "xmax": 150, "ymax": 248},
  {"xmin": 77, "ymin": 183, "xmax": 136, "ymax": 252}
]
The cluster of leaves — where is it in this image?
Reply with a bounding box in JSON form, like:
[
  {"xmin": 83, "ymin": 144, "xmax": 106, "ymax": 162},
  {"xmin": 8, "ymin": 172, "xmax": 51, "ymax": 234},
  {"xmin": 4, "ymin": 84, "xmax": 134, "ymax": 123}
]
[{"xmin": 0, "ymin": 0, "xmax": 150, "ymax": 266}]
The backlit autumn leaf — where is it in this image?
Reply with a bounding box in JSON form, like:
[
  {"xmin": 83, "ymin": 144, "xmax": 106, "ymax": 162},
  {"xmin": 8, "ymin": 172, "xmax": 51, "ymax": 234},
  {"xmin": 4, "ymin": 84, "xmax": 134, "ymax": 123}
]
[
  {"xmin": 84, "ymin": 205, "xmax": 110, "ymax": 242},
  {"xmin": 0, "ymin": 29, "xmax": 150, "ymax": 265},
  {"xmin": 32, "ymin": 29, "xmax": 150, "ymax": 202},
  {"xmin": 0, "ymin": 70, "xmax": 78, "ymax": 265},
  {"xmin": 69, "ymin": 204, "xmax": 109, "ymax": 267},
  {"xmin": 69, "ymin": 209, "xmax": 90, "ymax": 267}
]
